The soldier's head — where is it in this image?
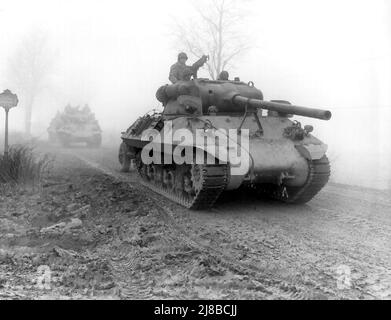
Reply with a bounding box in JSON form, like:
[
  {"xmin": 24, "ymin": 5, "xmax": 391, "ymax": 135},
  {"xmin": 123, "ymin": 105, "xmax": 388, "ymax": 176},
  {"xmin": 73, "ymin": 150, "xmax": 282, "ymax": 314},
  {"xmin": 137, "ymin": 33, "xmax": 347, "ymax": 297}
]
[
  {"xmin": 218, "ymin": 70, "xmax": 229, "ymax": 81},
  {"xmin": 177, "ymin": 52, "xmax": 188, "ymax": 64}
]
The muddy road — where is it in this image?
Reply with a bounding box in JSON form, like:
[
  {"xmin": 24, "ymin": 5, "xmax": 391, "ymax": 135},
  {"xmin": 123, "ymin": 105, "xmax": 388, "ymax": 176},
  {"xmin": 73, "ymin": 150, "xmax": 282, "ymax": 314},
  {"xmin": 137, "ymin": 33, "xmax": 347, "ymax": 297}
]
[{"xmin": 1, "ymin": 145, "xmax": 391, "ymax": 299}]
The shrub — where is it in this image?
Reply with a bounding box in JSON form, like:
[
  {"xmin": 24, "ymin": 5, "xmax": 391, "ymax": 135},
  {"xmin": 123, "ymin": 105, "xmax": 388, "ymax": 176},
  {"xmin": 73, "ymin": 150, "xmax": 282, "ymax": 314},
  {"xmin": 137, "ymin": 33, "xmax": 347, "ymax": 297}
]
[{"xmin": 0, "ymin": 145, "xmax": 52, "ymax": 185}]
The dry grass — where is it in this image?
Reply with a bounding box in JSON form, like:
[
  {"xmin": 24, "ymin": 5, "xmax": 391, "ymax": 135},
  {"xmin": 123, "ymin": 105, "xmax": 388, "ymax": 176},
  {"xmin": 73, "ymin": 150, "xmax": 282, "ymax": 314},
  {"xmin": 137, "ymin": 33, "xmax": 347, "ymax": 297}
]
[{"xmin": 0, "ymin": 145, "xmax": 52, "ymax": 186}]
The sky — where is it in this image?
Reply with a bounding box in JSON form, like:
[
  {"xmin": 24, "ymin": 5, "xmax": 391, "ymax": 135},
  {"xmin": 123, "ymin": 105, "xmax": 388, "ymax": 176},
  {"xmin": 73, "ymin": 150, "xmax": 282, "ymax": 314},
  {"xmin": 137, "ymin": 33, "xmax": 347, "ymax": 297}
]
[{"xmin": 0, "ymin": 0, "xmax": 390, "ymax": 188}]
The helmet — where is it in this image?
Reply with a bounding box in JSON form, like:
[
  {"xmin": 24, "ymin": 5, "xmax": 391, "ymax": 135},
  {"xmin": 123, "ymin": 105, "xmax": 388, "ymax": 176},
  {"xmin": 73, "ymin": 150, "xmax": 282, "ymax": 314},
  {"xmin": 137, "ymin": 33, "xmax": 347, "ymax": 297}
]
[
  {"xmin": 218, "ymin": 70, "xmax": 229, "ymax": 81},
  {"xmin": 178, "ymin": 52, "xmax": 188, "ymax": 61}
]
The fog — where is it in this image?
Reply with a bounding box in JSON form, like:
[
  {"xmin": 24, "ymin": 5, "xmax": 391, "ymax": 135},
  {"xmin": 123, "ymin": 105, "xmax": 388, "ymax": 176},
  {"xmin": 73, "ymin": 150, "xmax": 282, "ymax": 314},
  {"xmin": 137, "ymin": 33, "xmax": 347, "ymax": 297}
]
[{"xmin": 0, "ymin": 0, "xmax": 390, "ymax": 189}]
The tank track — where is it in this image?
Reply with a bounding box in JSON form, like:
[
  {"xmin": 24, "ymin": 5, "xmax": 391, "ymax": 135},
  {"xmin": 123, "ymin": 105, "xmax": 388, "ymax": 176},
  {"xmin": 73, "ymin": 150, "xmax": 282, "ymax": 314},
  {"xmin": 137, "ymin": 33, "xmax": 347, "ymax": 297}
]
[
  {"xmin": 259, "ymin": 156, "xmax": 330, "ymax": 204},
  {"xmin": 135, "ymin": 157, "xmax": 229, "ymax": 210}
]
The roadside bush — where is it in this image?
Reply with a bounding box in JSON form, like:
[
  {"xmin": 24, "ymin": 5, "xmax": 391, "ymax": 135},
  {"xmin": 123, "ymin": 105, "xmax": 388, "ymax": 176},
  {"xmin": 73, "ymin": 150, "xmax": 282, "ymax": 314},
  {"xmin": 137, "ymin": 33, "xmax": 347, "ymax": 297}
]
[{"xmin": 0, "ymin": 145, "xmax": 52, "ymax": 185}]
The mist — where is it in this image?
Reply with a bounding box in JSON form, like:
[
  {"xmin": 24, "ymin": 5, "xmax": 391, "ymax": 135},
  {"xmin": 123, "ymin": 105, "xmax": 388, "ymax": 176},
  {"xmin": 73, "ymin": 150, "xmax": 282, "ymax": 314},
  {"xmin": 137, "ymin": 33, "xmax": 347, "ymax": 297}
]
[{"xmin": 0, "ymin": 0, "xmax": 390, "ymax": 189}]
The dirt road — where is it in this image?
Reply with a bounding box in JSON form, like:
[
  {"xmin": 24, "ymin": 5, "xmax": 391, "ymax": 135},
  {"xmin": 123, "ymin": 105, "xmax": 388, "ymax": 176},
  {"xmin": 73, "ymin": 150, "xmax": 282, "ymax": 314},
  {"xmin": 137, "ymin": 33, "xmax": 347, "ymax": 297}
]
[{"xmin": 1, "ymin": 145, "xmax": 390, "ymax": 299}]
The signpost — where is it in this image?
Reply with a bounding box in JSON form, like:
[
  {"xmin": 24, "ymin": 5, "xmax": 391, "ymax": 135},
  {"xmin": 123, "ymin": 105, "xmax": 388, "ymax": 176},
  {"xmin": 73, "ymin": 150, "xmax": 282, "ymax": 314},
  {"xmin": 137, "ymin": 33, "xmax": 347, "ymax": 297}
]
[{"xmin": 0, "ymin": 89, "xmax": 19, "ymax": 159}]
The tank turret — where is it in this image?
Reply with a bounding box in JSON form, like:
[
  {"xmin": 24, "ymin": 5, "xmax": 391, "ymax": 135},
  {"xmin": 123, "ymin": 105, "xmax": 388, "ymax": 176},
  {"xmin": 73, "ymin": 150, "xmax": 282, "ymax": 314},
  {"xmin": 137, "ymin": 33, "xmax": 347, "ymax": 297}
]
[{"xmin": 156, "ymin": 79, "xmax": 331, "ymax": 120}]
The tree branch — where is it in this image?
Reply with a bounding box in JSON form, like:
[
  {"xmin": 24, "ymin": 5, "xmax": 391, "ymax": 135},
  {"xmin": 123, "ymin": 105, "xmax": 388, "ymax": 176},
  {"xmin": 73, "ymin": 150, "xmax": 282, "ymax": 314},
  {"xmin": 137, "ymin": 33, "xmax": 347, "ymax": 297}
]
[{"xmin": 171, "ymin": 0, "xmax": 253, "ymax": 79}]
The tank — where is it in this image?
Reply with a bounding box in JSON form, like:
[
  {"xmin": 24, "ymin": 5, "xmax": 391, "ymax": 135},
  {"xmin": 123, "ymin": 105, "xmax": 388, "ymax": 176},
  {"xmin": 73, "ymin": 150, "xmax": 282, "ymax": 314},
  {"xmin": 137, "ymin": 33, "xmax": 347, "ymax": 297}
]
[
  {"xmin": 48, "ymin": 104, "xmax": 102, "ymax": 147},
  {"xmin": 119, "ymin": 79, "xmax": 332, "ymax": 209}
]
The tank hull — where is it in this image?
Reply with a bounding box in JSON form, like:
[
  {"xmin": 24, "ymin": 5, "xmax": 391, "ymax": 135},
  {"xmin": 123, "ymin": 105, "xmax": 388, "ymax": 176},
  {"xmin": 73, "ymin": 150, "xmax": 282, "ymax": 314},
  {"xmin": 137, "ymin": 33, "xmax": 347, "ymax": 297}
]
[
  {"xmin": 120, "ymin": 111, "xmax": 330, "ymax": 208},
  {"xmin": 57, "ymin": 131, "xmax": 102, "ymax": 147}
]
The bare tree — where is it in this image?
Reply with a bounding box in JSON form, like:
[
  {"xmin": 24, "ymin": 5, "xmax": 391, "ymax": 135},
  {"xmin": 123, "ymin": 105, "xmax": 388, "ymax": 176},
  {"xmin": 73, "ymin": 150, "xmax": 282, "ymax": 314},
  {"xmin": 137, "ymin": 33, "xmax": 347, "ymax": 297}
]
[
  {"xmin": 7, "ymin": 31, "xmax": 54, "ymax": 136},
  {"xmin": 172, "ymin": 0, "xmax": 252, "ymax": 80}
]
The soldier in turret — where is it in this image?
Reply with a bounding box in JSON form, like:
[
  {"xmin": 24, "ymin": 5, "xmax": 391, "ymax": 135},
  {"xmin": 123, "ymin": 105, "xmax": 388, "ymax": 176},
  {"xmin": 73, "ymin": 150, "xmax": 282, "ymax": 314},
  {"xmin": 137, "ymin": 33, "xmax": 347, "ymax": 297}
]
[
  {"xmin": 169, "ymin": 52, "xmax": 208, "ymax": 84},
  {"xmin": 218, "ymin": 70, "xmax": 229, "ymax": 81}
]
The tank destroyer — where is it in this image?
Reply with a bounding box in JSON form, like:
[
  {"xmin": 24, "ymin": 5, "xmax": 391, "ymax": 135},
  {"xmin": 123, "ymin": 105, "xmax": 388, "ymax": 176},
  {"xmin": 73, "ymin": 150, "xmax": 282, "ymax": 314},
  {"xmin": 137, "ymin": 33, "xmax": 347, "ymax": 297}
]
[
  {"xmin": 48, "ymin": 104, "xmax": 102, "ymax": 148},
  {"xmin": 119, "ymin": 78, "xmax": 331, "ymax": 209}
]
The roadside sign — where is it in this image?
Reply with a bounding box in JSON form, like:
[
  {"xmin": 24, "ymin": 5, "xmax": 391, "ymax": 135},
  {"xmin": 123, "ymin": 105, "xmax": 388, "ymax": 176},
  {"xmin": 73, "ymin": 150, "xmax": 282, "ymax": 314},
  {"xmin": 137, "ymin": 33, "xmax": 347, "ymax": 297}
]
[
  {"xmin": 0, "ymin": 89, "xmax": 19, "ymax": 110},
  {"xmin": 0, "ymin": 89, "xmax": 19, "ymax": 159}
]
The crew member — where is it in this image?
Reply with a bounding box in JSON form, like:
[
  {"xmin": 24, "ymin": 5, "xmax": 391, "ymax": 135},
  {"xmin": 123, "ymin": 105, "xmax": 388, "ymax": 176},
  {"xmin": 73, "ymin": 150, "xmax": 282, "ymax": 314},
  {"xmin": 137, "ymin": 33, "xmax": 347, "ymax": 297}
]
[{"xmin": 169, "ymin": 52, "xmax": 208, "ymax": 83}]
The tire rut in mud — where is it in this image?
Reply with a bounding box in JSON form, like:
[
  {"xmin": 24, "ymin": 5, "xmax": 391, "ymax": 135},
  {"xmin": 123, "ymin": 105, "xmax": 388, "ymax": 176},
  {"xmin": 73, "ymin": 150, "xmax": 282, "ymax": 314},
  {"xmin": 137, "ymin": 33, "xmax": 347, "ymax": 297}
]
[{"xmin": 72, "ymin": 152, "xmax": 318, "ymax": 299}]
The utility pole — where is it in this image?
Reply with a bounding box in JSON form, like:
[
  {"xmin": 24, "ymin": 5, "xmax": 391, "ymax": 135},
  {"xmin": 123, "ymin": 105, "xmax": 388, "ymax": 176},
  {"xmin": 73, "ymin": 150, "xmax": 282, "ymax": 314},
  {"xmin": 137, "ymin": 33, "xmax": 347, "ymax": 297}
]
[
  {"xmin": 4, "ymin": 107, "xmax": 10, "ymax": 158},
  {"xmin": 0, "ymin": 89, "xmax": 19, "ymax": 159}
]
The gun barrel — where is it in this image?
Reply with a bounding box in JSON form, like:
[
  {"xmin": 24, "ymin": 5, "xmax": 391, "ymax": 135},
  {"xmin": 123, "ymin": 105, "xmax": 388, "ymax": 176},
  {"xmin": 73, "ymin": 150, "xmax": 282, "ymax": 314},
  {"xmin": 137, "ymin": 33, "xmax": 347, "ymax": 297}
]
[{"xmin": 233, "ymin": 95, "xmax": 332, "ymax": 120}]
